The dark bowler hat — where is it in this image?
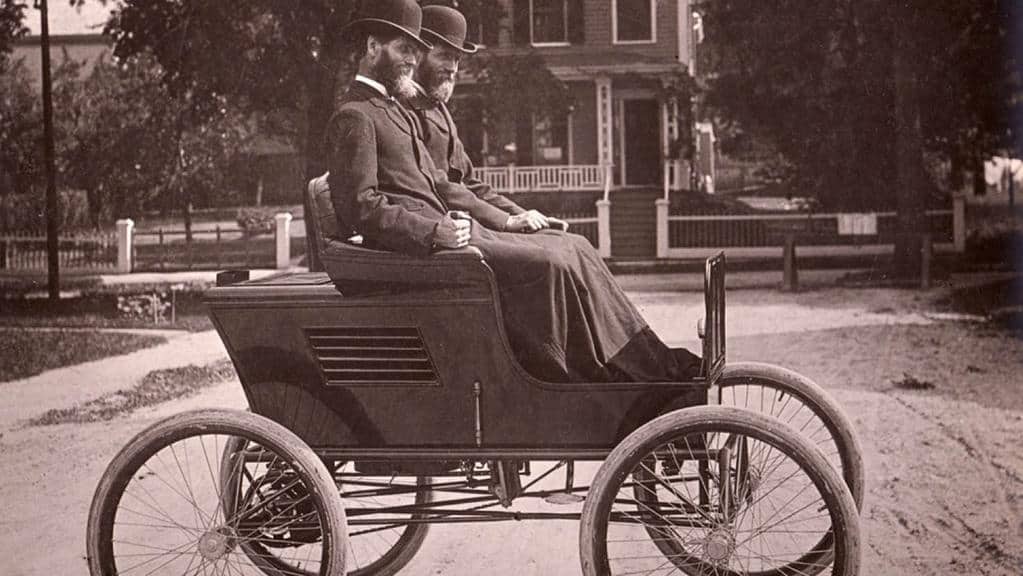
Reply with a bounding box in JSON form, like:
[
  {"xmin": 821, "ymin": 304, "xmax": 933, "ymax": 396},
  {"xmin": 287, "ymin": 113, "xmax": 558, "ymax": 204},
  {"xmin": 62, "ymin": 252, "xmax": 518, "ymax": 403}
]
[
  {"xmin": 421, "ymin": 5, "xmax": 479, "ymax": 54},
  {"xmin": 345, "ymin": 0, "xmax": 433, "ymax": 50}
]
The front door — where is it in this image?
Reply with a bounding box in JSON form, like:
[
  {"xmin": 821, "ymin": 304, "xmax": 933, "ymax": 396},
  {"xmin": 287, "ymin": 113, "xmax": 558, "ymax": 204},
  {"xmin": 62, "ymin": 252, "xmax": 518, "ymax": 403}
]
[{"xmin": 620, "ymin": 99, "xmax": 661, "ymax": 186}]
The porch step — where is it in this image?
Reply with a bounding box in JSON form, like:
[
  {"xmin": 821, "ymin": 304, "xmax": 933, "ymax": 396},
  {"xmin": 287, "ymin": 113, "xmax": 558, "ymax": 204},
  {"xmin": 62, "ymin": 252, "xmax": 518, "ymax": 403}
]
[{"xmin": 610, "ymin": 188, "xmax": 661, "ymax": 259}]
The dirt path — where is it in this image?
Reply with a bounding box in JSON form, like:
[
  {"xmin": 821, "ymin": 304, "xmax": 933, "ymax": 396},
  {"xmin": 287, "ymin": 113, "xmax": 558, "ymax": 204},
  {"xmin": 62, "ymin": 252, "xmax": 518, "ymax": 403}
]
[{"xmin": 1, "ymin": 284, "xmax": 1021, "ymax": 575}]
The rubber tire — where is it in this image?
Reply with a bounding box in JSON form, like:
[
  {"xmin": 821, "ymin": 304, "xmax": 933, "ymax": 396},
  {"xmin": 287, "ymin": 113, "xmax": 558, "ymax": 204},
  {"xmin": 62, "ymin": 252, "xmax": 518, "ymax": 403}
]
[
  {"xmin": 87, "ymin": 409, "xmax": 347, "ymax": 576},
  {"xmin": 580, "ymin": 406, "xmax": 861, "ymax": 576},
  {"xmin": 718, "ymin": 361, "xmax": 865, "ymax": 510}
]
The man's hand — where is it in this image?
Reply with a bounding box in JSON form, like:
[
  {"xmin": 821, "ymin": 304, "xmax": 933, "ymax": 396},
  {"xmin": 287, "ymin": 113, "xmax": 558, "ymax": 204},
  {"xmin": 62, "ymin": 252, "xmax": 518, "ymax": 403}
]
[
  {"xmin": 505, "ymin": 209, "xmax": 549, "ymax": 233},
  {"xmin": 547, "ymin": 217, "xmax": 569, "ymax": 231},
  {"xmin": 432, "ymin": 212, "xmax": 472, "ymax": 249}
]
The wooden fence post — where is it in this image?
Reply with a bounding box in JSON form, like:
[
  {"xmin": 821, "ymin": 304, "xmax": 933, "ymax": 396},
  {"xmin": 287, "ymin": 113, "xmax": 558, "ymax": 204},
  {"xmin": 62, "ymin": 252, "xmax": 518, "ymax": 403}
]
[
  {"xmin": 116, "ymin": 219, "xmax": 134, "ymax": 273},
  {"xmin": 920, "ymin": 233, "xmax": 932, "ymax": 289},
  {"xmin": 783, "ymin": 234, "xmax": 799, "ymax": 292},
  {"xmin": 953, "ymin": 195, "xmax": 966, "ymax": 253}
]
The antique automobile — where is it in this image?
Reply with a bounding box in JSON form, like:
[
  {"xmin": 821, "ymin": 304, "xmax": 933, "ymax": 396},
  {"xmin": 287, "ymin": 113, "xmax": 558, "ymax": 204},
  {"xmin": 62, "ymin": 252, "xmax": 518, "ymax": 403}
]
[{"xmin": 86, "ymin": 181, "xmax": 864, "ymax": 576}]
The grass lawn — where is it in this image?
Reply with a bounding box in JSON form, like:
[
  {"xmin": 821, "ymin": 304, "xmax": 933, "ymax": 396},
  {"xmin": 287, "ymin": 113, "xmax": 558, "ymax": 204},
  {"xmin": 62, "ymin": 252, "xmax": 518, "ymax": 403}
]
[
  {"xmin": 0, "ymin": 288, "xmax": 213, "ymax": 332},
  {"xmin": 0, "ymin": 327, "xmax": 167, "ymax": 383}
]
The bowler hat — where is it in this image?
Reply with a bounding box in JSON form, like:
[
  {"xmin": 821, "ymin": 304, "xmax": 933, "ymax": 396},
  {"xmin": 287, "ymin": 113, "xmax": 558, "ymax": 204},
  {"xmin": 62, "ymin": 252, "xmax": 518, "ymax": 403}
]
[
  {"xmin": 421, "ymin": 5, "xmax": 479, "ymax": 54},
  {"xmin": 345, "ymin": 0, "xmax": 432, "ymax": 50}
]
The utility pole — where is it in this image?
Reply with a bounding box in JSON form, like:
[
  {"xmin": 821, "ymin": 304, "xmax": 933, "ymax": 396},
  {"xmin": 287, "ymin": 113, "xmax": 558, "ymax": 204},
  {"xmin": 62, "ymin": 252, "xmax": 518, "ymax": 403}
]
[{"xmin": 37, "ymin": 0, "xmax": 60, "ymax": 300}]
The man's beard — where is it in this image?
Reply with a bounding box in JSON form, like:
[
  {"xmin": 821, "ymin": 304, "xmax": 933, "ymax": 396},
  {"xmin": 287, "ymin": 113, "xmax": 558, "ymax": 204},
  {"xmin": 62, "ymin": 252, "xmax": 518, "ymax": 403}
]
[
  {"xmin": 372, "ymin": 51, "xmax": 417, "ymax": 99},
  {"xmin": 428, "ymin": 79, "xmax": 455, "ymax": 103},
  {"xmin": 418, "ymin": 61, "xmax": 456, "ymax": 103}
]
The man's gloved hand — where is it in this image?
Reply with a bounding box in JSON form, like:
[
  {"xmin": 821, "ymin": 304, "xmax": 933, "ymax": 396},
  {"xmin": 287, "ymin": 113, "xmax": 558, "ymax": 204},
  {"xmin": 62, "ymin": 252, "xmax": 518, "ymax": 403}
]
[
  {"xmin": 432, "ymin": 211, "xmax": 472, "ymax": 249},
  {"xmin": 505, "ymin": 209, "xmax": 549, "ymax": 233}
]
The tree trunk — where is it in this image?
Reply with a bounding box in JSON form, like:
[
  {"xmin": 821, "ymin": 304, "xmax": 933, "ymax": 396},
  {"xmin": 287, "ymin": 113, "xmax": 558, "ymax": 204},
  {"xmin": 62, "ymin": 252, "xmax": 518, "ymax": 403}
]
[
  {"xmin": 299, "ymin": 74, "xmax": 333, "ymax": 273},
  {"xmin": 892, "ymin": 12, "xmax": 926, "ymax": 277}
]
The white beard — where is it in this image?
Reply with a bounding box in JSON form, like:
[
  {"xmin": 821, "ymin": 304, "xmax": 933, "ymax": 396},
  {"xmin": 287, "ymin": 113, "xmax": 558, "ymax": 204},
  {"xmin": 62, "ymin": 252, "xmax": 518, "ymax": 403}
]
[
  {"xmin": 429, "ymin": 80, "xmax": 455, "ymax": 103},
  {"xmin": 393, "ymin": 73, "xmax": 418, "ymax": 99}
]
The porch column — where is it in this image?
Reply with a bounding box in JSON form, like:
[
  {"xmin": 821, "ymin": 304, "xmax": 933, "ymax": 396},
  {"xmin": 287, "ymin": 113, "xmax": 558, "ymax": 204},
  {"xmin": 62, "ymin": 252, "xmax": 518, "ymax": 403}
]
[{"xmin": 595, "ymin": 76, "xmax": 614, "ymax": 171}]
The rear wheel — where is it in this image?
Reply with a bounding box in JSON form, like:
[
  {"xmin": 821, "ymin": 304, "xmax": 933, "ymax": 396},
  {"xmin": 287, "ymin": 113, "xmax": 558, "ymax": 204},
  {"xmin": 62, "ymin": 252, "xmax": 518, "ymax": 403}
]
[
  {"xmin": 331, "ymin": 463, "xmax": 432, "ymax": 576},
  {"xmin": 221, "ymin": 448, "xmax": 432, "ymax": 576},
  {"xmin": 87, "ymin": 409, "xmax": 347, "ymax": 576},
  {"xmin": 582, "ymin": 406, "xmax": 860, "ymax": 576}
]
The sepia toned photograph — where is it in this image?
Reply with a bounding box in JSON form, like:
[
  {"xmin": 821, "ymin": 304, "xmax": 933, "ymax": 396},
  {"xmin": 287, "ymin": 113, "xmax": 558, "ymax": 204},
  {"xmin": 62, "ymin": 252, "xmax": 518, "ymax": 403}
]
[{"xmin": 1, "ymin": 1, "xmax": 1020, "ymax": 574}]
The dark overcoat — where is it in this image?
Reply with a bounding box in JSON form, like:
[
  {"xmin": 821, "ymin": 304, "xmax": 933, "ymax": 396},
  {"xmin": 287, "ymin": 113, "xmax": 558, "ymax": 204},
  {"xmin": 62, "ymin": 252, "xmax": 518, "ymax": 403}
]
[
  {"xmin": 328, "ymin": 81, "xmax": 669, "ymax": 382},
  {"xmin": 405, "ymin": 92, "xmax": 527, "ymax": 216}
]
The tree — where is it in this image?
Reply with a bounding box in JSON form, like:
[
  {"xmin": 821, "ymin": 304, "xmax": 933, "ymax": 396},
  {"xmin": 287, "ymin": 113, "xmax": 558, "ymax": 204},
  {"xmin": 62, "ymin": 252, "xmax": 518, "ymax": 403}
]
[
  {"xmin": 54, "ymin": 52, "xmax": 251, "ymax": 230},
  {"xmin": 0, "ymin": 0, "xmax": 27, "ymax": 68},
  {"xmin": 0, "ymin": 58, "xmax": 42, "ymax": 202},
  {"xmin": 78, "ymin": 0, "xmax": 365, "ymax": 268},
  {"xmin": 699, "ymin": 0, "xmax": 1021, "ymax": 271}
]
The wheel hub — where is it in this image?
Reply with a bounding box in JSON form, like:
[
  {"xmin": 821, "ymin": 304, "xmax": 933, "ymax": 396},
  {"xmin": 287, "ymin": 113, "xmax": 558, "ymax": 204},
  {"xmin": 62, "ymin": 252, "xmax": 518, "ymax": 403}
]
[
  {"xmin": 198, "ymin": 528, "xmax": 234, "ymax": 561},
  {"xmin": 702, "ymin": 528, "xmax": 735, "ymax": 564}
]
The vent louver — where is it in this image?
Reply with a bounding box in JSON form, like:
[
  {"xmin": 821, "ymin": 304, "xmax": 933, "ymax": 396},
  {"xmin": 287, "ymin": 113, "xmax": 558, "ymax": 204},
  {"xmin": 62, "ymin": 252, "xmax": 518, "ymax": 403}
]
[{"xmin": 305, "ymin": 327, "xmax": 438, "ymax": 386}]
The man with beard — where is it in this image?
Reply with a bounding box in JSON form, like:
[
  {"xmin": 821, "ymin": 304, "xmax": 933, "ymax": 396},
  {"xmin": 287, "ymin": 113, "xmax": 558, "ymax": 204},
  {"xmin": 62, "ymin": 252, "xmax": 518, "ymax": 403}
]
[
  {"xmin": 328, "ymin": 0, "xmax": 700, "ymax": 383},
  {"xmin": 406, "ymin": 5, "xmax": 553, "ymax": 233}
]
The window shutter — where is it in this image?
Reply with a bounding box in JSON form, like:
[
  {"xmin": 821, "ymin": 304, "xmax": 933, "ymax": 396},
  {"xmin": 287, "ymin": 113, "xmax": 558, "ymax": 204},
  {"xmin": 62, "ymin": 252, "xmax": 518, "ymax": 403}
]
[
  {"xmin": 513, "ymin": 0, "xmax": 531, "ymax": 45},
  {"xmin": 568, "ymin": 0, "xmax": 585, "ymax": 44}
]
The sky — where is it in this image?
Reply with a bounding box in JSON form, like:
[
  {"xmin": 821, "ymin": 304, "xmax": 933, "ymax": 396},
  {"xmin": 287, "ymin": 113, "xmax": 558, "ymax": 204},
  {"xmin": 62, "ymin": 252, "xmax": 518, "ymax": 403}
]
[{"xmin": 22, "ymin": 1, "xmax": 114, "ymax": 37}]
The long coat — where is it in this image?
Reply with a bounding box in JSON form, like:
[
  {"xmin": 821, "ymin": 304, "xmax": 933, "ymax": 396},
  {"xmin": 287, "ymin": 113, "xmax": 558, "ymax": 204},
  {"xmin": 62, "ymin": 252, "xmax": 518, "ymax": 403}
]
[
  {"xmin": 327, "ymin": 81, "xmax": 673, "ymax": 382},
  {"xmin": 405, "ymin": 92, "xmax": 527, "ymax": 216}
]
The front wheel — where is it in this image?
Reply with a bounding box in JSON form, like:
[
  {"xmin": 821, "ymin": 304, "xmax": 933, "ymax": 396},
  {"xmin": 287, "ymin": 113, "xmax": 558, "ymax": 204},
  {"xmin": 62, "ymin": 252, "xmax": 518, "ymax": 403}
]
[
  {"xmin": 717, "ymin": 362, "xmax": 865, "ymax": 511},
  {"xmin": 87, "ymin": 409, "xmax": 347, "ymax": 576},
  {"xmin": 581, "ymin": 406, "xmax": 860, "ymax": 576}
]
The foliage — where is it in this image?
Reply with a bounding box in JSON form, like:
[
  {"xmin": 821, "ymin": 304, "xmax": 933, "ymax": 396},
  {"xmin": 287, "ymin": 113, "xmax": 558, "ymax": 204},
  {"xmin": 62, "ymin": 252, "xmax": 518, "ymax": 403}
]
[
  {"xmin": 0, "ymin": 0, "xmax": 27, "ymax": 69},
  {"xmin": 473, "ymin": 52, "xmax": 573, "ymax": 129},
  {"xmin": 80, "ymin": 0, "xmax": 360, "ymax": 173},
  {"xmin": 698, "ymin": 0, "xmax": 1022, "ymax": 211},
  {"xmin": 116, "ymin": 292, "xmax": 172, "ymax": 323},
  {"xmin": 54, "ymin": 53, "xmax": 253, "ymax": 227},
  {"xmin": 0, "ymin": 189, "xmax": 94, "ymax": 233},
  {"xmin": 0, "ymin": 58, "xmax": 42, "ymax": 198},
  {"xmin": 0, "ymin": 327, "xmax": 166, "ymax": 383},
  {"xmin": 235, "ymin": 206, "xmax": 276, "ymax": 236}
]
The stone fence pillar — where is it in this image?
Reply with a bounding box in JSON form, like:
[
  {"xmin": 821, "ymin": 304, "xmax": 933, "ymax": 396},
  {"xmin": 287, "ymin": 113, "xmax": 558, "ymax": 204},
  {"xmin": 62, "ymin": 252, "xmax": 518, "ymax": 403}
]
[
  {"xmin": 655, "ymin": 199, "xmax": 670, "ymax": 259},
  {"xmin": 116, "ymin": 218, "xmax": 134, "ymax": 273},
  {"xmin": 275, "ymin": 212, "xmax": 293, "ymax": 269},
  {"xmin": 596, "ymin": 199, "xmax": 611, "ymax": 259}
]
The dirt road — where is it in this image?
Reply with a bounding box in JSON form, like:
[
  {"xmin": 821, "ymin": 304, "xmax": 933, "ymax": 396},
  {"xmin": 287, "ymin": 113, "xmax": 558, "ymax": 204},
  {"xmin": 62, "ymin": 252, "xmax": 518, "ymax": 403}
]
[{"xmin": 1, "ymin": 285, "xmax": 1021, "ymax": 575}]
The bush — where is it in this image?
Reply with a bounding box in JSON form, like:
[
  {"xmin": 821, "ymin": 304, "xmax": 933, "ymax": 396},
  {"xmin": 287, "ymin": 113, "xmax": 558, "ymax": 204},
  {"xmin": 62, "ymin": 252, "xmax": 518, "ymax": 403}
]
[
  {"xmin": 116, "ymin": 292, "xmax": 172, "ymax": 323},
  {"xmin": 0, "ymin": 189, "xmax": 94, "ymax": 233},
  {"xmin": 236, "ymin": 207, "xmax": 277, "ymax": 236}
]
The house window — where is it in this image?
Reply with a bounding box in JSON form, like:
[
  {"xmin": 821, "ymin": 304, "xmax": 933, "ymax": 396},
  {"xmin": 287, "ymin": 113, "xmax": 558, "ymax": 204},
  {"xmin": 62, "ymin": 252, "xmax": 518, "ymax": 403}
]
[
  {"xmin": 614, "ymin": 0, "xmax": 655, "ymax": 43},
  {"xmin": 531, "ymin": 0, "xmax": 569, "ymax": 45},
  {"xmin": 464, "ymin": 4, "xmax": 498, "ymax": 47}
]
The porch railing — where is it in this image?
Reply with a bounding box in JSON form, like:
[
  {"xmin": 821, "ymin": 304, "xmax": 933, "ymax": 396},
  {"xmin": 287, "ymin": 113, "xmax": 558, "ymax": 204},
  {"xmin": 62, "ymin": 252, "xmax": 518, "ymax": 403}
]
[{"xmin": 475, "ymin": 164, "xmax": 611, "ymax": 197}]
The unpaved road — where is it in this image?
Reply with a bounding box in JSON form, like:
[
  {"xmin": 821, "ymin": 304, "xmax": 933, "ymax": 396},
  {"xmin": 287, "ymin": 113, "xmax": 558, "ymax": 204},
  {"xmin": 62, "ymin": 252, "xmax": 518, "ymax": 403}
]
[{"xmin": 1, "ymin": 285, "xmax": 1021, "ymax": 575}]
